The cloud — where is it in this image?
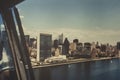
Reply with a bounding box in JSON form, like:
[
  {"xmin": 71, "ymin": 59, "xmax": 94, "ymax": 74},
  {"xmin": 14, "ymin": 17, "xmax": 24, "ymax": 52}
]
[
  {"xmin": 23, "ymin": 27, "xmax": 120, "ymax": 45},
  {"xmin": 20, "ymin": 15, "xmax": 24, "ymax": 19},
  {"xmin": 0, "ymin": 24, "xmax": 5, "ymax": 31},
  {"xmin": 17, "ymin": 8, "xmax": 24, "ymax": 19},
  {"xmin": 0, "ymin": 24, "xmax": 4, "ymax": 27}
]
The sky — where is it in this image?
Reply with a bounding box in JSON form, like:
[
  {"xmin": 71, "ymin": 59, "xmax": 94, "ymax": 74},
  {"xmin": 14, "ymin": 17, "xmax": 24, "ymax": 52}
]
[{"xmin": 1, "ymin": 0, "xmax": 120, "ymax": 45}]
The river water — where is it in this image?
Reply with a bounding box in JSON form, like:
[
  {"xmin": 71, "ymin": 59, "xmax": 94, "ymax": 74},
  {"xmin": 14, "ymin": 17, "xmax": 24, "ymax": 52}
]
[{"xmin": 33, "ymin": 58, "xmax": 120, "ymax": 80}]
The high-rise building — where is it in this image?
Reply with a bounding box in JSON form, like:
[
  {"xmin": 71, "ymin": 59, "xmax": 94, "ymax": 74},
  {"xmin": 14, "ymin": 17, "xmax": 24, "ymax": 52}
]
[
  {"xmin": 69, "ymin": 43, "xmax": 77, "ymax": 51},
  {"xmin": 77, "ymin": 43, "xmax": 83, "ymax": 52},
  {"xmin": 73, "ymin": 39, "xmax": 79, "ymax": 45},
  {"xmin": 117, "ymin": 42, "xmax": 120, "ymax": 50},
  {"xmin": 83, "ymin": 42, "xmax": 91, "ymax": 55},
  {"xmin": 53, "ymin": 39, "xmax": 59, "ymax": 48},
  {"xmin": 1, "ymin": 30, "xmax": 13, "ymax": 65},
  {"xmin": 24, "ymin": 35, "xmax": 30, "ymax": 46},
  {"xmin": 29, "ymin": 38, "xmax": 36, "ymax": 48},
  {"xmin": 117, "ymin": 42, "xmax": 120, "ymax": 56},
  {"xmin": 37, "ymin": 33, "xmax": 52, "ymax": 61},
  {"xmin": 62, "ymin": 38, "xmax": 70, "ymax": 55},
  {"xmin": 58, "ymin": 33, "xmax": 63, "ymax": 45},
  {"xmin": 101, "ymin": 44, "xmax": 106, "ymax": 52}
]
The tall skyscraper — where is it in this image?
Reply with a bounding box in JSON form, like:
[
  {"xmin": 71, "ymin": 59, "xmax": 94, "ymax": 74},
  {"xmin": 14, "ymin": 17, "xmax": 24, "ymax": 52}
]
[
  {"xmin": 58, "ymin": 33, "xmax": 63, "ymax": 45},
  {"xmin": 62, "ymin": 38, "xmax": 70, "ymax": 55},
  {"xmin": 37, "ymin": 33, "xmax": 52, "ymax": 61},
  {"xmin": 117, "ymin": 42, "xmax": 120, "ymax": 56},
  {"xmin": 24, "ymin": 35, "xmax": 30, "ymax": 46},
  {"xmin": 53, "ymin": 39, "xmax": 59, "ymax": 49},
  {"xmin": 117, "ymin": 42, "xmax": 120, "ymax": 50},
  {"xmin": 84, "ymin": 42, "xmax": 91, "ymax": 55}
]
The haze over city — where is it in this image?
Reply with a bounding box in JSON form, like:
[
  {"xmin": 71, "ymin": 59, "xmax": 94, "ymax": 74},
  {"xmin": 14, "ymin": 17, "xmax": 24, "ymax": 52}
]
[
  {"xmin": 1, "ymin": 0, "xmax": 120, "ymax": 45},
  {"xmin": 1, "ymin": 1, "xmax": 120, "ymax": 80}
]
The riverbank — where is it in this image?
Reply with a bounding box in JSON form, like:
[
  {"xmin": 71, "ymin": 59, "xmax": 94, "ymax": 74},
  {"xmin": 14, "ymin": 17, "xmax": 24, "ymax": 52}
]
[{"xmin": 33, "ymin": 56, "xmax": 120, "ymax": 68}]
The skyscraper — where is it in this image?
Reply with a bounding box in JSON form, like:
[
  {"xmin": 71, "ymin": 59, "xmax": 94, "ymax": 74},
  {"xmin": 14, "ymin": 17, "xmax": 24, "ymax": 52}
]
[
  {"xmin": 37, "ymin": 33, "xmax": 52, "ymax": 61},
  {"xmin": 24, "ymin": 35, "xmax": 30, "ymax": 46},
  {"xmin": 58, "ymin": 33, "xmax": 63, "ymax": 45},
  {"xmin": 62, "ymin": 38, "xmax": 70, "ymax": 55}
]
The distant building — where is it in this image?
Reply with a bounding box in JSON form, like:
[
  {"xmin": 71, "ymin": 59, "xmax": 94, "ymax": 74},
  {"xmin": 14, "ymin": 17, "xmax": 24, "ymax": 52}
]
[
  {"xmin": 73, "ymin": 39, "xmax": 79, "ymax": 45},
  {"xmin": 29, "ymin": 38, "xmax": 36, "ymax": 48},
  {"xmin": 83, "ymin": 42, "xmax": 91, "ymax": 55},
  {"xmin": 58, "ymin": 33, "xmax": 63, "ymax": 45},
  {"xmin": 117, "ymin": 42, "xmax": 120, "ymax": 50},
  {"xmin": 77, "ymin": 43, "xmax": 83, "ymax": 53},
  {"xmin": 91, "ymin": 42, "xmax": 96, "ymax": 51},
  {"xmin": 24, "ymin": 35, "xmax": 30, "ymax": 46},
  {"xmin": 84, "ymin": 42, "xmax": 91, "ymax": 49},
  {"xmin": 54, "ymin": 48, "xmax": 60, "ymax": 57},
  {"xmin": 69, "ymin": 43, "xmax": 77, "ymax": 56},
  {"xmin": 96, "ymin": 42, "xmax": 101, "ymax": 49},
  {"xmin": 91, "ymin": 48, "xmax": 97, "ymax": 58},
  {"xmin": 1, "ymin": 30, "xmax": 13, "ymax": 65},
  {"xmin": 37, "ymin": 33, "xmax": 52, "ymax": 61},
  {"xmin": 53, "ymin": 39, "xmax": 59, "ymax": 49},
  {"xmin": 69, "ymin": 43, "xmax": 76, "ymax": 51},
  {"xmin": 117, "ymin": 42, "xmax": 120, "ymax": 56},
  {"xmin": 100, "ymin": 44, "xmax": 106, "ymax": 52},
  {"xmin": 62, "ymin": 38, "xmax": 70, "ymax": 55},
  {"xmin": 58, "ymin": 45, "xmax": 62, "ymax": 55}
]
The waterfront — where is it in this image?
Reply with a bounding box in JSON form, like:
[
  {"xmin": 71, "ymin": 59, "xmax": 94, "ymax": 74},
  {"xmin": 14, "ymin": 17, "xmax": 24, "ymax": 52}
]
[{"xmin": 33, "ymin": 58, "xmax": 120, "ymax": 80}]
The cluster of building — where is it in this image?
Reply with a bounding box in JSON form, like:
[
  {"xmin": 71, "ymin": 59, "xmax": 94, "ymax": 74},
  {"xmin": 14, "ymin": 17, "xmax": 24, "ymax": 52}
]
[{"xmin": 24, "ymin": 33, "xmax": 120, "ymax": 63}]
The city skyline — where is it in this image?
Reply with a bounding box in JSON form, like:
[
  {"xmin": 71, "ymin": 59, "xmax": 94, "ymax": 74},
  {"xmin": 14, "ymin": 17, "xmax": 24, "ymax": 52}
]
[{"xmin": 1, "ymin": 0, "xmax": 120, "ymax": 45}]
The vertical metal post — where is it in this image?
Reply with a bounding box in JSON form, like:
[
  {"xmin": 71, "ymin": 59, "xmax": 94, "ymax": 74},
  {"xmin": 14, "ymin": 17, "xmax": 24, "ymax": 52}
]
[
  {"xmin": 1, "ymin": 9, "xmax": 28, "ymax": 80},
  {"xmin": 13, "ymin": 7, "xmax": 35, "ymax": 80}
]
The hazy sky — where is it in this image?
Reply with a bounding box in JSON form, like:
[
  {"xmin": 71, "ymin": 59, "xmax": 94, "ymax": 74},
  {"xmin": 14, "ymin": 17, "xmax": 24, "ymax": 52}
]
[{"xmin": 1, "ymin": 0, "xmax": 120, "ymax": 45}]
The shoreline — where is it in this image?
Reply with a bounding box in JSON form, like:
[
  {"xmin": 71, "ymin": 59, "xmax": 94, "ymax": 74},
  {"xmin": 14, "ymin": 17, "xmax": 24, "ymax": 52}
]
[{"xmin": 33, "ymin": 56, "xmax": 120, "ymax": 69}]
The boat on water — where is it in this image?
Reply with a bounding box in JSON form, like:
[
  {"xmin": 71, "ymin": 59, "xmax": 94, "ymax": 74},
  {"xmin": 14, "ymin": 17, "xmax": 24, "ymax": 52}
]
[{"xmin": 44, "ymin": 55, "xmax": 67, "ymax": 64}]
